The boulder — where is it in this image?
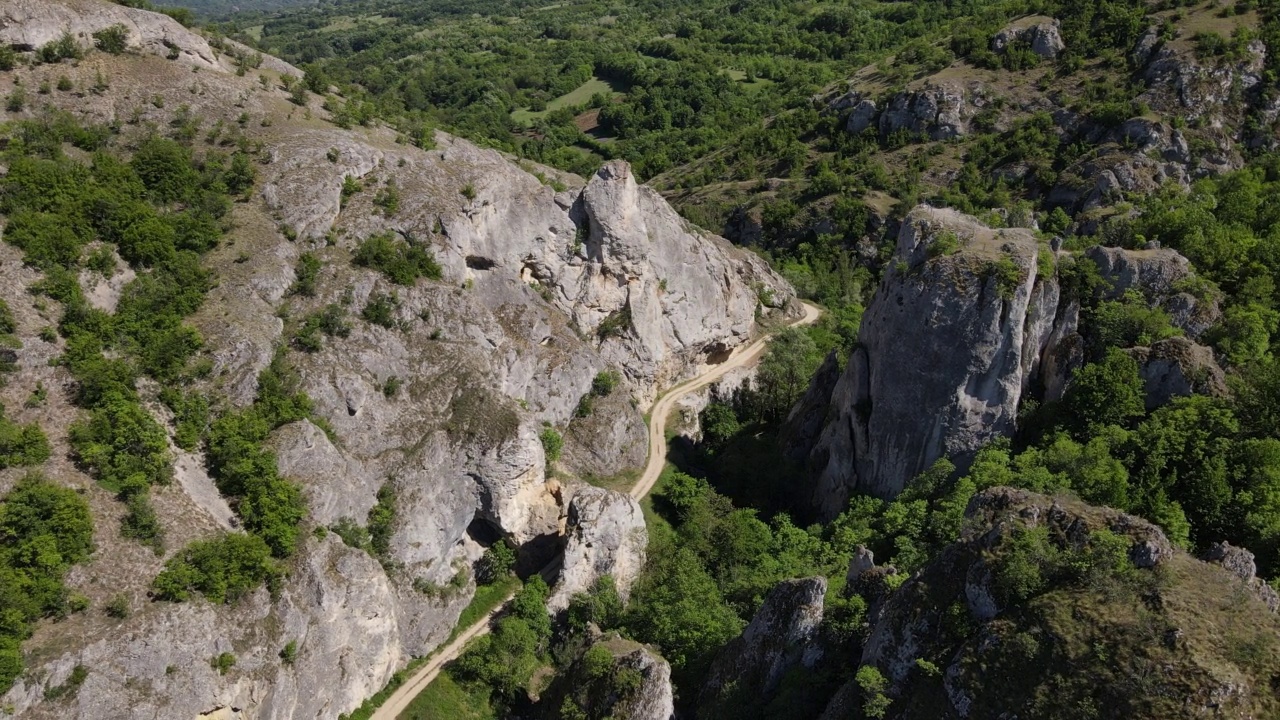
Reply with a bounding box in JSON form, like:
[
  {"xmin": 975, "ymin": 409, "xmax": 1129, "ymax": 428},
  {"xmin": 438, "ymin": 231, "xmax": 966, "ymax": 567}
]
[{"xmin": 548, "ymin": 485, "xmax": 647, "ymax": 612}]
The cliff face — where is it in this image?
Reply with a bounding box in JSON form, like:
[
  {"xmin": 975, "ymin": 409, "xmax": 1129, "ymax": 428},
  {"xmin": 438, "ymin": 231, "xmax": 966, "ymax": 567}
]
[
  {"xmin": 0, "ymin": 1, "xmax": 795, "ymax": 717},
  {"xmin": 805, "ymin": 207, "xmax": 1071, "ymax": 513}
]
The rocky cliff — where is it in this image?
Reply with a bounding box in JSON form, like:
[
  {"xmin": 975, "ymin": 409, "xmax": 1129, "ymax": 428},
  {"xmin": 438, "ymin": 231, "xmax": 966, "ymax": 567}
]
[
  {"xmin": 803, "ymin": 207, "xmax": 1070, "ymax": 513},
  {"xmin": 0, "ymin": 1, "xmax": 795, "ymax": 717}
]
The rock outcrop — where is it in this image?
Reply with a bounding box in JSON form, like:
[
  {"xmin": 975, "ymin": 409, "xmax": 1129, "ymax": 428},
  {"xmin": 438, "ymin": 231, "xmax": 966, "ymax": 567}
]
[
  {"xmin": 548, "ymin": 485, "xmax": 648, "ymax": 612},
  {"xmin": 1127, "ymin": 336, "xmax": 1226, "ymax": 409},
  {"xmin": 602, "ymin": 641, "xmax": 676, "ymax": 720},
  {"xmin": 806, "ymin": 207, "xmax": 1071, "ymax": 512},
  {"xmin": 542, "ymin": 634, "xmax": 675, "ymax": 720},
  {"xmin": 1202, "ymin": 541, "xmax": 1280, "ymax": 612},
  {"xmin": 699, "ymin": 577, "xmax": 827, "ymax": 711},
  {"xmin": 878, "ymin": 83, "xmax": 979, "ymax": 140},
  {"xmin": 1086, "ymin": 245, "xmax": 1221, "ymax": 338},
  {"xmin": 816, "ymin": 487, "xmax": 1280, "ymax": 720},
  {"xmin": 991, "ymin": 17, "xmax": 1065, "ymax": 59}
]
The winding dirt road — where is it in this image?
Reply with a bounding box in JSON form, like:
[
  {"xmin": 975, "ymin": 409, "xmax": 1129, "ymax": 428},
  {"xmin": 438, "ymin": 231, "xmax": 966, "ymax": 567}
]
[{"xmin": 371, "ymin": 300, "xmax": 821, "ymax": 720}]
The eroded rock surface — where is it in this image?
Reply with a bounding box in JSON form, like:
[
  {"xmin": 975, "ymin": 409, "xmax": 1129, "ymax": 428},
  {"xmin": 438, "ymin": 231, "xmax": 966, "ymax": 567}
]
[
  {"xmin": 807, "ymin": 207, "xmax": 1072, "ymax": 512},
  {"xmin": 548, "ymin": 485, "xmax": 648, "ymax": 612}
]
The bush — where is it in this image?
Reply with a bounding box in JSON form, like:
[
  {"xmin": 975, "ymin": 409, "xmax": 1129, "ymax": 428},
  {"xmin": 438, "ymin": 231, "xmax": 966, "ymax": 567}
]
[
  {"xmin": 43, "ymin": 665, "xmax": 88, "ymax": 701},
  {"xmin": 280, "ymin": 640, "xmax": 298, "ymax": 665},
  {"xmin": 152, "ymin": 533, "xmax": 280, "ymax": 603},
  {"xmin": 476, "ymin": 540, "xmax": 516, "ymax": 585},
  {"xmin": 361, "ymin": 292, "xmax": 399, "ymax": 328},
  {"xmin": 212, "ymin": 652, "xmax": 236, "ymax": 675},
  {"xmin": 0, "ymin": 300, "xmax": 14, "ymax": 335},
  {"xmin": 353, "ymin": 232, "xmax": 442, "ymax": 285},
  {"xmin": 37, "ymin": 32, "xmax": 83, "ymax": 64},
  {"xmin": 591, "ymin": 369, "xmax": 621, "ymax": 397},
  {"xmin": 104, "ymin": 593, "xmax": 130, "ymax": 619},
  {"xmin": 93, "ymin": 25, "xmax": 130, "ymax": 55},
  {"xmin": 0, "ymin": 409, "xmax": 51, "ymax": 469},
  {"xmin": 0, "ymin": 474, "xmax": 94, "ymax": 693},
  {"xmin": 294, "ymin": 304, "xmax": 351, "ymax": 352},
  {"xmin": 539, "ymin": 426, "xmax": 563, "ymax": 465},
  {"xmin": 290, "ymin": 253, "xmax": 321, "ymax": 297}
]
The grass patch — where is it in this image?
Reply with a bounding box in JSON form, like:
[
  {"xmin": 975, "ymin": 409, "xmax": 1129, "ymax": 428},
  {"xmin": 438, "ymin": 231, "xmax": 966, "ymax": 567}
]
[
  {"xmin": 511, "ymin": 76, "xmax": 623, "ymax": 126},
  {"xmin": 398, "ymin": 670, "xmax": 495, "ymax": 720},
  {"xmin": 454, "ymin": 575, "xmax": 522, "ymax": 639}
]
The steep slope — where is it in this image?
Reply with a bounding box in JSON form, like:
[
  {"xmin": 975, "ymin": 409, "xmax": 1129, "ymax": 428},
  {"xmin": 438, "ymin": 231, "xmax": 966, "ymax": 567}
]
[{"xmin": 0, "ymin": 2, "xmax": 796, "ymax": 718}]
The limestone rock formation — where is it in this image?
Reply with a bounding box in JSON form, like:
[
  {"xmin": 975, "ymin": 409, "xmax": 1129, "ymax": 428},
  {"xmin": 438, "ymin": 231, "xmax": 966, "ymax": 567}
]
[
  {"xmin": 807, "ymin": 207, "xmax": 1072, "ymax": 512},
  {"xmin": 699, "ymin": 577, "xmax": 827, "ymax": 711},
  {"xmin": 543, "ymin": 634, "xmax": 675, "ymax": 720},
  {"xmin": 878, "ymin": 83, "xmax": 979, "ymax": 140},
  {"xmin": 1202, "ymin": 541, "xmax": 1280, "ymax": 612},
  {"xmin": 1086, "ymin": 245, "xmax": 1221, "ymax": 338},
  {"xmin": 991, "ymin": 17, "xmax": 1066, "ymax": 59},
  {"xmin": 808, "ymin": 487, "xmax": 1280, "ymax": 719},
  {"xmin": 1126, "ymin": 337, "xmax": 1226, "ymax": 410},
  {"xmin": 605, "ymin": 641, "xmax": 676, "ymax": 720},
  {"xmin": 562, "ymin": 391, "xmax": 648, "ymax": 479},
  {"xmin": 548, "ymin": 485, "xmax": 648, "ymax": 612}
]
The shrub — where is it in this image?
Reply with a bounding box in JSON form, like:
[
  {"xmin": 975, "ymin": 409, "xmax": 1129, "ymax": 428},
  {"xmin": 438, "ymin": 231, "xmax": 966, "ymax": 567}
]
[
  {"xmin": 596, "ymin": 308, "xmax": 631, "ymax": 340},
  {"xmin": 211, "ymin": 652, "xmax": 236, "ymax": 675},
  {"xmin": 539, "ymin": 426, "xmax": 563, "ymax": 465},
  {"xmin": 104, "ymin": 593, "xmax": 130, "ymax": 619},
  {"xmin": 353, "ymin": 232, "xmax": 441, "ymax": 285},
  {"xmin": 340, "ymin": 175, "xmax": 362, "ymax": 206},
  {"xmin": 294, "ymin": 304, "xmax": 351, "ymax": 352},
  {"xmin": 93, "ymin": 25, "xmax": 130, "ymax": 55},
  {"xmin": 290, "ymin": 252, "xmax": 321, "ymax": 297},
  {"xmin": 152, "ymin": 533, "xmax": 280, "ymax": 603},
  {"xmin": 591, "ymin": 370, "xmax": 621, "ymax": 397},
  {"xmin": 361, "ymin": 292, "xmax": 399, "ymax": 328},
  {"xmin": 0, "ymin": 300, "xmax": 13, "ymax": 335},
  {"xmin": 0, "ymin": 409, "xmax": 51, "ymax": 469},
  {"xmin": 280, "ymin": 640, "xmax": 298, "ymax": 665},
  {"xmin": 37, "ymin": 32, "xmax": 83, "ymax": 64},
  {"xmin": 927, "ymin": 231, "xmax": 962, "ymax": 258},
  {"xmin": 42, "ymin": 665, "xmax": 88, "ymax": 701}
]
